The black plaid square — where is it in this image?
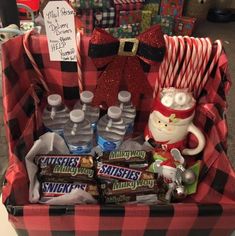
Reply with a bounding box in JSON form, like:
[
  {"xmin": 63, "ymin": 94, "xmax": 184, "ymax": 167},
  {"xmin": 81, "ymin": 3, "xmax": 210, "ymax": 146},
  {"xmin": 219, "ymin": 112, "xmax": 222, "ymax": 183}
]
[
  {"xmin": 4, "ymin": 64, "xmax": 19, "ymax": 86},
  {"xmin": 22, "ymin": 95, "xmax": 35, "ymax": 117},
  {"xmin": 60, "ymin": 61, "xmax": 77, "ymax": 72},
  {"xmin": 14, "ymin": 138, "xmax": 26, "ymax": 161},
  {"xmin": 188, "ymin": 229, "xmax": 212, "ymax": 236},
  {"xmin": 8, "ymin": 118, "xmax": 21, "ymax": 141},
  {"xmin": 144, "ymin": 229, "xmax": 167, "ymax": 236},
  {"xmin": 94, "ymin": 8, "xmax": 115, "ymax": 28},
  {"xmin": 51, "ymin": 231, "xmax": 75, "ymax": 236},
  {"xmin": 99, "ymin": 230, "xmax": 122, "ymax": 236},
  {"xmin": 15, "ymin": 229, "xmax": 29, "ymax": 236},
  {"xmin": 211, "ymin": 169, "xmax": 228, "ymax": 194},
  {"xmin": 63, "ymin": 86, "xmax": 80, "ymax": 100}
]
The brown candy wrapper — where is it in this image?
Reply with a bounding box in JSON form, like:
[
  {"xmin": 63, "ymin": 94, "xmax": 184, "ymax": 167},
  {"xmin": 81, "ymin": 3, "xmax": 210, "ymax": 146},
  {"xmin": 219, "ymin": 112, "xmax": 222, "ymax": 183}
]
[
  {"xmin": 101, "ymin": 179, "xmax": 166, "ymax": 204},
  {"xmin": 98, "ymin": 150, "xmax": 152, "ymax": 169},
  {"xmin": 35, "ymin": 154, "xmax": 94, "ymax": 169},
  {"xmin": 97, "ymin": 163, "xmax": 155, "ymax": 182},
  {"xmin": 39, "ymin": 165, "xmax": 95, "ymax": 182}
]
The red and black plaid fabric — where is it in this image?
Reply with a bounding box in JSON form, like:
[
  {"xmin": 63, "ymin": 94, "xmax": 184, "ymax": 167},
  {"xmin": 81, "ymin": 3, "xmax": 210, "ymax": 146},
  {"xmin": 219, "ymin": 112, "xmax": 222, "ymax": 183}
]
[{"xmin": 1, "ymin": 32, "xmax": 235, "ymax": 235}]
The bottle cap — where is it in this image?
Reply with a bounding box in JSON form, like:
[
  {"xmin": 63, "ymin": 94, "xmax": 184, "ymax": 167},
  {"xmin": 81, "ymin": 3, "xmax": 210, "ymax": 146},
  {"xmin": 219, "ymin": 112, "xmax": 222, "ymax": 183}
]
[
  {"xmin": 80, "ymin": 91, "xmax": 94, "ymax": 103},
  {"xmin": 174, "ymin": 92, "xmax": 187, "ymax": 106},
  {"xmin": 70, "ymin": 109, "xmax": 85, "ymax": 123},
  {"xmin": 161, "ymin": 94, "xmax": 174, "ymax": 107},
  {"xmin": 108, "ymin": 106, "xmax": 122, "ymax": 119},
  {"xmin": 47, "ymin": 94, "xmax": 62, "ymax": 106},
  {"xmin": 118, "ymin": 91, "xmax": 131, "ymax": 103}
]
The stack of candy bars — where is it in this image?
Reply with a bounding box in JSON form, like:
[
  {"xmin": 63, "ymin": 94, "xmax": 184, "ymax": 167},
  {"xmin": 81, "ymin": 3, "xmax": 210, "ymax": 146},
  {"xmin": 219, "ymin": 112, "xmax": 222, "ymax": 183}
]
[
  {"xmin": 35, "ymin": 151, "xmax": 169, "ymax": 204},
  {"xmin": 35, "ymin": 155, "xmax": 99, "ymax": 201},
  {"xmin": 70, "ymin": 0, "xmax": 197, "ymax": 37}
]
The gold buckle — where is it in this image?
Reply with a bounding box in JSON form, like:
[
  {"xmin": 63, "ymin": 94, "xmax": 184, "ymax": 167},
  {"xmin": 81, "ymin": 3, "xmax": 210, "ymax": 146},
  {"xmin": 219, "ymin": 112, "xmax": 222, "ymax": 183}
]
[{"xmin": 118, "ymin": 38, "xmax": 139, "ymax": 56}]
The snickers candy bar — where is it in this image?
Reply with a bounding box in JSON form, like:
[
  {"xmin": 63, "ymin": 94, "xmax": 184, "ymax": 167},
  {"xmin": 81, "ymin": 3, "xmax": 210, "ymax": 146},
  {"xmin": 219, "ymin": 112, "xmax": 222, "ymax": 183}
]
[
  {"xmin": 97, "ymin": 163, "xmax": 155, "ymax": 182},
  {"xmin": 41, "ymin": 181, "xmax": 99, "ymax": 199},
  {"xmin": 98, "ymin": 150, "xmax": 151, "ymax": 166},
  {"xmin": 36, "ymin": 155, "xmax": 94, "ymax": 169},
  {"xmin": 39, "ymin": 165, "xmax": 95, "ymax": 182}
]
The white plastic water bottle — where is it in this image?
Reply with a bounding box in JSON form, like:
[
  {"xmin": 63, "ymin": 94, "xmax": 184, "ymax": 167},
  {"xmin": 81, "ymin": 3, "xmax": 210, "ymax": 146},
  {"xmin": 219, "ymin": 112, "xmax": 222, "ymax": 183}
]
[
  {"xmin": 74, "ymin": 91, "xmax": 100, "ymax": 130},
  {"xmin": 42, "ymin": 94, "xmax": 69, "ymax": 136},
  {"xmin": 96, "ymin": 106, "xmax": 126, "ymax": 151},
  {"xmin": 118, "ymin": 91, "xmax": 136, "ymax": 135},
  {"xmin": 63, "ymin": 109, "xmax": 93, "ymax": 154}
]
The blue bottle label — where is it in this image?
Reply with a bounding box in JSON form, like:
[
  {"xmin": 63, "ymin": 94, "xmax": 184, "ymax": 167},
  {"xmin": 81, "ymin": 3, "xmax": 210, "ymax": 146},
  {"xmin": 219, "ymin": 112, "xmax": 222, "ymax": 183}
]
[
  {"xmin": 97, "ymin": 135, "xmax": 121, "ymax": 152},
  {"xmin": 68, "ymin": 143, "xmax": 92, "ymax": 154}
]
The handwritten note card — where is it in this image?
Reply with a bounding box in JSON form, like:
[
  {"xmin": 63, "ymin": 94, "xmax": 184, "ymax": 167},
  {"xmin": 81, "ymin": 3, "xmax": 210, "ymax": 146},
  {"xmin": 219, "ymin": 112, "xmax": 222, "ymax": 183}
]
[{"xmin": 43, "ymin": 1, "xmax": 77, "ymax": 62}]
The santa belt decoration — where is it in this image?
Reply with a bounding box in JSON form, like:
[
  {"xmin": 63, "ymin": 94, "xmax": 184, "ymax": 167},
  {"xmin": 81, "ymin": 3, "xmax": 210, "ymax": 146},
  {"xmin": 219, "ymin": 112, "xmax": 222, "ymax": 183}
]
[
  {"xmin": 88, "ymin": 25, "xmax": 166, "ymax": 108},
  {"xmin": 147, "ymin": 133, "xmax": 187, "ymax": 151}
]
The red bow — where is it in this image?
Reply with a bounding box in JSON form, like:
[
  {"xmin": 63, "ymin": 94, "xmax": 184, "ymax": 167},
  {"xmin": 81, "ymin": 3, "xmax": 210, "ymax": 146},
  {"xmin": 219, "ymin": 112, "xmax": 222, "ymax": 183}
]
[{"xmin": 88, "ymin": 25, "xmax": 166, "ymax": 108}]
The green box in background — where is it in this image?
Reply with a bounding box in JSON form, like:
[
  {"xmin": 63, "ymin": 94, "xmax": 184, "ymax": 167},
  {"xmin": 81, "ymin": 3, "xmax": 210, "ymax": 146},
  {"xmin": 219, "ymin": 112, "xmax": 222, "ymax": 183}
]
[{"xmin": 152, "ymin": 15, "xmax": 174, "ymax": 35}]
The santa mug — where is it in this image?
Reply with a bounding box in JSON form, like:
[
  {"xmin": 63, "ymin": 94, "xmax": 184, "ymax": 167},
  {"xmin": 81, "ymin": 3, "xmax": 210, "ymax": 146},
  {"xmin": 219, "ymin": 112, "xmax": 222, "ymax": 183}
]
[{"xmin": 145, "ymin": 89, "xmax": 205, "ymax": 156}]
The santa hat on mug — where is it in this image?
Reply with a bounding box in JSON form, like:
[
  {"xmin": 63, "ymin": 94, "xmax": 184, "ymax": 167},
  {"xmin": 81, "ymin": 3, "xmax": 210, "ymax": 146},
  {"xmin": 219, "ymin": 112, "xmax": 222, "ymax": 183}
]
[{"xmin": 151, "ymin": 98, "xmax": 196, "ymax": 125}]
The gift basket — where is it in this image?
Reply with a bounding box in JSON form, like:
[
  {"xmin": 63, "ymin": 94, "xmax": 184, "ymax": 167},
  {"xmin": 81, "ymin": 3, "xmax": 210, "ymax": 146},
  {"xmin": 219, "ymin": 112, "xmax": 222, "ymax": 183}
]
[{"xmin": 1, "ymin": 13, "xmax": 235, "ymax": 235}]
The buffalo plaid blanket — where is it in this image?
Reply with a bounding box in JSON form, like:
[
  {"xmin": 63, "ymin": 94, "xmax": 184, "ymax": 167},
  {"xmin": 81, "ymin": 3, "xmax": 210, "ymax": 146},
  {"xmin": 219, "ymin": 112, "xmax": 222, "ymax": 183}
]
[{"xmin": 1, "ymin": 32, "xmax": 235, "ymax": 236}]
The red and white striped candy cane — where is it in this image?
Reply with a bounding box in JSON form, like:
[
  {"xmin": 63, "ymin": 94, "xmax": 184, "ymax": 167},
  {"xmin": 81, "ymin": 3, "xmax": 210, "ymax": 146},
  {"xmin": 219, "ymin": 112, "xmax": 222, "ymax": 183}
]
[
  {"xmin": 76, "ymin": 32, "xmax": 84, "ymax": 92},
  {"xmin": 183, "ymin": 37, "xmax": 198, "ymax": 89},
  {"xmin": 188, "ymin": 38, "xmax": 202, "ymax": 91},
  {"xmin": 197, "ymin": 40, "xmax": 222, "ymax": 97},
  {"xmin": 155, "ymin": 35, "xmax": 170, "ymax": 97},
  {"xmin": 168, "ymin": 36, "xmax": 179, "ymax": 87},
  {"xmin": 178, "ymin": 36, "xmax": 193, "ymax": 88},
  {"xmin": 192, "ymin": 38, "xmax": 208, "ymax": 95},
  {"xmin": 162, "ymin": 35, "xmax": 173, "ymax": 88},
  {"xmin": 23, "ymin": 30, "xmax": 49, "ymax": 93},
  {"xmin": 173, "ymin": 36, "xmax": 185, "ymax": 88}
]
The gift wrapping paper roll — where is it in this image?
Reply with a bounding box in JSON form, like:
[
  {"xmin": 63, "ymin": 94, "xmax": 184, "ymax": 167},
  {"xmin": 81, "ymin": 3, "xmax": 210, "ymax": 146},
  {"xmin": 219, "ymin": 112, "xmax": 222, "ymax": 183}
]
[
  {"xmin": 174, "ymin": 16, "xmax": 197, "ymax": 36},
  {"xmin": 151, "ymin": 15, "xmax": 174, "ymax": 35},
  {"xmin": 140, "ymin": 10, "xmax": 152, "ymax": 33},
  {"xmin": 70, "ymin": 0, "xmax": 112, "ymax": 9},
  {"xmin": 114, "ymin": 1, "xmax": 145, "ymax": 26},
  {"xmin": 143, "ymin": 3, "xmax": 160, "ymax": 17},
  {"xmin": 76, "ymin": 9, "xmax": 94, "ymax": 35},
  {"xmin": 105, "ymin": 23, "xmax": 140, "ymax": 38},
  {"xmin": 119, "ymin": 10, "xmax": 142, "ymax": 26},
  {"xmin": 94, "ymin": 8, "xmax": 115, "ymax": 28},
  {"xmin": 160, "ymin": 0, "xmax": 184, "ymax": 17}
]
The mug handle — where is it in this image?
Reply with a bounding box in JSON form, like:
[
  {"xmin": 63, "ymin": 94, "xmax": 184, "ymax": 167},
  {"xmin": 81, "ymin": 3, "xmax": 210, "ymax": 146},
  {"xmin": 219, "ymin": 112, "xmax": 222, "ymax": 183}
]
[{"xmin": 182, "ymin": 123, "xmax": 206, "ymax": 156}]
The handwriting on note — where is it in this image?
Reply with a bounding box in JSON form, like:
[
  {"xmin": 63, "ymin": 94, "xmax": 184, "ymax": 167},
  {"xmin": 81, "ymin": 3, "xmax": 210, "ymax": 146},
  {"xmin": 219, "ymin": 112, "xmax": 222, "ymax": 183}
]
[{"xmin": 43, "ymin": 1, "xmax": 77, "ymax": 62}]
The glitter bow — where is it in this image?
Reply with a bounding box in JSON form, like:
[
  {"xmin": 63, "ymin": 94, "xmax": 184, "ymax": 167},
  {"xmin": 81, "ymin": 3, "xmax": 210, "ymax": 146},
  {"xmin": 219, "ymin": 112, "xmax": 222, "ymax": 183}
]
[{"xmin": 88, "ymin": 25, "xmax": 166, "ymax": 108}]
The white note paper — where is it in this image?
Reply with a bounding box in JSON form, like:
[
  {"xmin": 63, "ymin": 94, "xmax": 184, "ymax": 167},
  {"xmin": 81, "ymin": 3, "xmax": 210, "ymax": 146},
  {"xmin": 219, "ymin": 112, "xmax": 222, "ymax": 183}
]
[{"xmin": 43, "ymin": 1, "xmax": 77, "ymax": 62}]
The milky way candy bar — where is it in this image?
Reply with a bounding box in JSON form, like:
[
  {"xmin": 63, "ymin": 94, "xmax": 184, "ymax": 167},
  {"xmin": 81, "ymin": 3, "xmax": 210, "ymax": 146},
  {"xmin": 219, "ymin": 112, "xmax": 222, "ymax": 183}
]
[
  {"xmin": 101, "ymin": 179, "xmax": 159, "ymax": 204},
  {"xmin": 98, "ymin": 150, "xmax": 151, "ymax": 168},
  {"xmin": 36, "ymin": 155, "xmax": 94, "ymax": 169},
  {"xmin": 41, "ymin": 181, "xmax": 99, "ymax": 200},
  {"xmin": 39, "ymin": 165, "xmax": 95, "ymax": 182},
  {"xmin": 97, "ymin": 163, "xmax": 155, "ymax": 182}
]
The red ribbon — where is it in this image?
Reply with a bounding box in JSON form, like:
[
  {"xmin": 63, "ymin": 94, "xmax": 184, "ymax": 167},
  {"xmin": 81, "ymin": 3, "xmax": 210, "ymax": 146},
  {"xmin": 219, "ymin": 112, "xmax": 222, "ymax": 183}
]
[{"xmin": 89, "ymin": 25, "xmax": 166, "ymax": 108}]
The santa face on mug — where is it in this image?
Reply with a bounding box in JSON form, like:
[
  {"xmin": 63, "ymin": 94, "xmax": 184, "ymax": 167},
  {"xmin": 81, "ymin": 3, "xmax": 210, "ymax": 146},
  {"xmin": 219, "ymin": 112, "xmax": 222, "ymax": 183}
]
[
  {"xmin": 148, "ymin": 110, "xmax": 194, "ymax": 145},
  {"xmin": 145, "ymin": 88, "xmax": 206, "ymax": 155}
]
